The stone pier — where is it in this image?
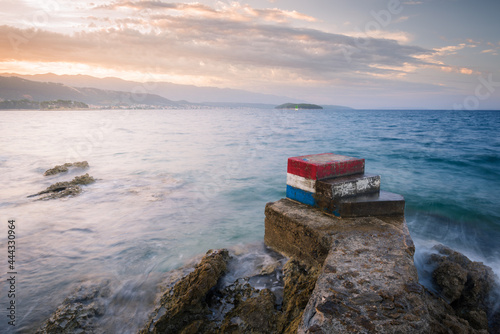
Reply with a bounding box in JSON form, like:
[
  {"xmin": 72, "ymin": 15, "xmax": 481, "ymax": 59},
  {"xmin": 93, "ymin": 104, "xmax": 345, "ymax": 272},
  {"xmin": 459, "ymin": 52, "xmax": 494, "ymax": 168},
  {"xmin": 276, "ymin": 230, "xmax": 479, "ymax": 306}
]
[{"xmin": 265, "ymin": 153, "xmax": 433, "ymax": 333}]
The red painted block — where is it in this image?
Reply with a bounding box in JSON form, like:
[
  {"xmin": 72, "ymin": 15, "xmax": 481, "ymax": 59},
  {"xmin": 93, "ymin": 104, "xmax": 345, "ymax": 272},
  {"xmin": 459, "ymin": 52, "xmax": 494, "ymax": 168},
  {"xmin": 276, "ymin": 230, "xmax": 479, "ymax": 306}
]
[{"xmin": 287, "ymin": 153, "xmax": 365, "ymax": 180}]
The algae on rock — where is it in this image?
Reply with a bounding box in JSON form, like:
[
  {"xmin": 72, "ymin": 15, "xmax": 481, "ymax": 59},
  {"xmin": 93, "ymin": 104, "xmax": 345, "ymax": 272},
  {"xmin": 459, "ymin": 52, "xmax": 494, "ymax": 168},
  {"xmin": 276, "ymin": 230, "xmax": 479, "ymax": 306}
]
[
  {"xmin": 141, "ymin": 249, "xmax": 230, "ymax": 334},
  {"xmin": 44, "ymin": 161, "xmax": 89, "ymax": 176},
  {"xmin": 140, "ymin": 247, "xmax": 320, "ymax": 334},
  {"xmin": 28, "ymin": 173, "xmax": 95, "ymax": 200},
  {"xmin": 36, "ymin": 280, "xmax": 111, "ymax": 334}
]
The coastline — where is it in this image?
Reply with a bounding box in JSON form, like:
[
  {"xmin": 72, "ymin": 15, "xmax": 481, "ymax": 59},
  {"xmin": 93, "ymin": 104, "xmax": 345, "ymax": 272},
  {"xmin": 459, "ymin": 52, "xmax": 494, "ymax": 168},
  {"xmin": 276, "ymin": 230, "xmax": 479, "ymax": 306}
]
[{"xmin": 35, "ymin": 200, "xmax": 500, "ymax": 333}]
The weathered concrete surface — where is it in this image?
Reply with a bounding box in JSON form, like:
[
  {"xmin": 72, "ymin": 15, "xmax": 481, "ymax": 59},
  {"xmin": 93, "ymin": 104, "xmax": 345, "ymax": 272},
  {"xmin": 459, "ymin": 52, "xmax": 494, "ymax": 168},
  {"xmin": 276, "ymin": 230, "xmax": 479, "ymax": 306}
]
[
  {"xmin": 300, "ymin": 217, "xmax": 429, "ymax": 333},
  {"xmin": 316, "ymin": 173, "xmax": 380, "ymax": 199},
  {"xmin": 264, "ymin": 199, "xmax": 336, "ymax": 268},
  {"xmin": 287, "ymin": 153, "xmax": 365, "ymax": 180},
  {"xmin": 264, "ymin": 198, "xmax": 496, "ymax": 333},
  {"xmin": 265, "ymin": 198, "xmax": 428, "ymax": 333},
  {"xmin": 337, "ymin": 191, "xmax": 405, "ymax": 218}
]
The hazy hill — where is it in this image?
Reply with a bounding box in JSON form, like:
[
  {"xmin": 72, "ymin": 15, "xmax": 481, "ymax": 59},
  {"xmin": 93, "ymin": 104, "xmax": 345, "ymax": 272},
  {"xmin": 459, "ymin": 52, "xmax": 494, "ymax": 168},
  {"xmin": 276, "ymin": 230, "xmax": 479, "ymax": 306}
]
[
  {"xmin": 0, "ymin": 76, "xmax": 179, "ymax": 107},
  {"xmin": 276, "ymin": 103, "xmax": 323, "ymax": 109},
  {"xmin": 4, "ymin": 73, "xmax": 304, "ymax": 104}
]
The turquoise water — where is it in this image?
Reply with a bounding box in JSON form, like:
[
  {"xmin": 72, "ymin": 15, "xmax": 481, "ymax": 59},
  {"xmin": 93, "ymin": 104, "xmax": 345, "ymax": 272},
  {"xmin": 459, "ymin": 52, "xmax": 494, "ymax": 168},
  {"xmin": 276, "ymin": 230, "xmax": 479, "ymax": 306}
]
[{"xmin": 1, "ymin": 108, "xmax": 499, "ymax": 332}]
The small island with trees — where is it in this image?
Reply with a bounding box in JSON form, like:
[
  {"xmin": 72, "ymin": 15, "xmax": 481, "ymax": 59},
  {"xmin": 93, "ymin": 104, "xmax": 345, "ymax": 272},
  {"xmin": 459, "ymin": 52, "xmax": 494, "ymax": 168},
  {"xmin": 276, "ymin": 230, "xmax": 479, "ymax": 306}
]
[{"xmin": 275, "ymin": 103, "xmax": 323, "ymax": 110}]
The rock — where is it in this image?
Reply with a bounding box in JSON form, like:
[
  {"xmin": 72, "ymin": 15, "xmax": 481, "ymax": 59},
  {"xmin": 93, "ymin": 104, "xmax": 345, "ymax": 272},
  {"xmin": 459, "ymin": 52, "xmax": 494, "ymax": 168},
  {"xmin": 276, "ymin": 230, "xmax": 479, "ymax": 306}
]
[
  {"xmin": 72, "ymin": 173, "xmax": 95, "ymax": 185},
  {"xmin": 141, "ymin": 249, "xmax": 230, "ymax": 334},
  {"xmin": 44, "ymin": 161, "xmax": 89, "ymax": 176},
  {"xmin": 277, "ymin": 260, "xmax": 320, "ymax": 334},
  {"xmin": 259, "ymin": 262, "xmax": 280, "ymax": 276},
  {"xmin": 28, "ymin": 173, "xmax": 95, "ymax": 200},
  {"xmin": 423, "ymin": 291, "xmax": 488, "ymax": 334},
  {"xmin": 432, "ymin": 260, "xmax": 468, "ymax": 302},
  {"xmin": 36, "ymin": 280, "xmax": 111, "ymax": 334},
  {"xmin": 141, "ymin": 245, "xmax": 322, "ymax": 334},
  {"xmin": 428, "ymin": 244, "xmax": 500, "ymax": 332},
  {"xmin": 220, "ymin": 289, "xmax": 277, "ymax": 333}
]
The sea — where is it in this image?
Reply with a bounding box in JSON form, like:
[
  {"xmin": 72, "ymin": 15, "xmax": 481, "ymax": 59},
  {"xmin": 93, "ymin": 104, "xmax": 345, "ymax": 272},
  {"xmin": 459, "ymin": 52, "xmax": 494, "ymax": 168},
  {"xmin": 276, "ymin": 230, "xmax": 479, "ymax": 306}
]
[{"xmin": 1, "ymin": 108, "xmax": 499, "ymax": 333}]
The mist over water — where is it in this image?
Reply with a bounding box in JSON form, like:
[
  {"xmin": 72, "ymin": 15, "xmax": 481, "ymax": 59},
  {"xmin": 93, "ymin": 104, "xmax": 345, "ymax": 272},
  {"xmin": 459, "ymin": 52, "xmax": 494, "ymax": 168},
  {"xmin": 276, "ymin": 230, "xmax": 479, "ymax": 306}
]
[{"xmin": 1, "ymin": 108, "xmax": 499, "ymax": 332}]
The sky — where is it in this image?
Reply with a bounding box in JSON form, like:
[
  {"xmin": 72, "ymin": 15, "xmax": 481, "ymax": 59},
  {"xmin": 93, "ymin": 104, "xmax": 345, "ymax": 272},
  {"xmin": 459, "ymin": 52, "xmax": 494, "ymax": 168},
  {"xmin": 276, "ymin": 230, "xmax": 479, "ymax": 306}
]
[{"xmin": 0, "ymin": 0, "xmax": 499, "ymax": 109}]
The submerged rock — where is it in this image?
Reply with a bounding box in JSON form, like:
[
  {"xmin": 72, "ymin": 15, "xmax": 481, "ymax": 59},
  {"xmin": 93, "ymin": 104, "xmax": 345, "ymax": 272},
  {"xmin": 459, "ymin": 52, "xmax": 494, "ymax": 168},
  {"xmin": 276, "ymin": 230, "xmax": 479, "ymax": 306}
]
[
  {"xmin": 44, "ymin": 161, "xmax": 89, "ymax": 176},
  {"xmin": 36, "ymin": 280, "xmax": 111, "ymax": 334},
  {"xmin": 28, "ymin": 173, "xmax": 95, "ymax": 200}
]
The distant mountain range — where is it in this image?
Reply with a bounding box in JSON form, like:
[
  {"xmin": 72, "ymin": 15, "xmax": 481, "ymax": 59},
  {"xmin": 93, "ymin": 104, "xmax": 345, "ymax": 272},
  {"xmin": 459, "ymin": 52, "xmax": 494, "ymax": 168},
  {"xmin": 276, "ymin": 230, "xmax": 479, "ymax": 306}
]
[
  {"xmin": 0, "ymin": 76, "xmax": 181, "ymax": 107},
  {"xmin": 0, "ymin": 73, "xmax": 353, "ymax": 110},
  {"xmin": 0, "ymin": 73, "xmax": 306, "ymax": 107}
]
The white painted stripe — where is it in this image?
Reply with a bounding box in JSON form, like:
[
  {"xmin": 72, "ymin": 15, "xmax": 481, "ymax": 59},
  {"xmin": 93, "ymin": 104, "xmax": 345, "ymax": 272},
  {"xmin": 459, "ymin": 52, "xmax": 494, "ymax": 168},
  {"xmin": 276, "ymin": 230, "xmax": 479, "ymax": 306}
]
[{"xmin": 287, "ymin": 173, "xmax": 316, "ymax": 193}]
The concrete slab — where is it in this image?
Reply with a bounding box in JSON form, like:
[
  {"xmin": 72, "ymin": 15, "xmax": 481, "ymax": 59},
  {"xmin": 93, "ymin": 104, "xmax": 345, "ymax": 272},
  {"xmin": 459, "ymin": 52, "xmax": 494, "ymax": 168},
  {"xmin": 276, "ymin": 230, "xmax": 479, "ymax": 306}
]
[
  {"xmin": 316, "ymin": 173, "xmax": 381, "ymax": 199},
  {"xmin": 264, "ymin": 199, "xmax": 336, "ymax": 267},
  {"xmin": 263, "ymin": 198, "xmax": 430, "ymax": 333},
  {"xmin": 337, "ymin": 190, "xmax": 405, "ymax": 217},
  {"xmin": 288, "ymin": 153, "xmax": 364, "ymax": 180}
]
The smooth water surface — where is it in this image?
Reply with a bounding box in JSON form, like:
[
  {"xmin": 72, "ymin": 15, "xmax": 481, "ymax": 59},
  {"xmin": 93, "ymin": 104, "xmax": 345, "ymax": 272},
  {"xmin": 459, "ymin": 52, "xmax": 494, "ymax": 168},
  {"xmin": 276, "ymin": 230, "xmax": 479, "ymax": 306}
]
[{"xmin": 1, "ymin": 108, "xmax": 499, "ymax": 332}]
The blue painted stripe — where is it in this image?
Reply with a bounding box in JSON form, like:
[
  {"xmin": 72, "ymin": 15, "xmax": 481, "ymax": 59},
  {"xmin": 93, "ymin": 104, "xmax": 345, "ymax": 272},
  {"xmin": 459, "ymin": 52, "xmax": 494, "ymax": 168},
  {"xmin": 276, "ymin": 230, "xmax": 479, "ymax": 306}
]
[{"xmin": 286, "ymin": 185, "xmax": 316, "ymax": 207}]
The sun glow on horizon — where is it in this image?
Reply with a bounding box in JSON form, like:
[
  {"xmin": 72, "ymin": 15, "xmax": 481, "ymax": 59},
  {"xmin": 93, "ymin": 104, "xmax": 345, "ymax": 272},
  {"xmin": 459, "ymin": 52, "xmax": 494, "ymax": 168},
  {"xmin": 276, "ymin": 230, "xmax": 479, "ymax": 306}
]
[{"xmin": 0, "ymin": 60, "xmax": 223, "ymax": 86}]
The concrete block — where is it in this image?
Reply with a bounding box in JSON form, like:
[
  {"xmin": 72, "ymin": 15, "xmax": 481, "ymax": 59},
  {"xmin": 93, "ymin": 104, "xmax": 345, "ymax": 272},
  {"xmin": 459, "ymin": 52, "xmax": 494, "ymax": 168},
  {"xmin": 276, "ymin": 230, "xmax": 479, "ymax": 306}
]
[
  {"xmin": 287, "ymin": 153, "xmax": 364, "ymax": 180},
  {"xmin": 264, "ymin": 199, "xmax": 336, "ymax": 267},
  {"xmin": 337, "ymin": 190, "xmax": 405, "ymax": 217},
  {"xmin": 286, "ymin": 185, "xmax": 316, "ymax": 207},
  {"xmin": 316, "ymin": 173, "xmax": 381, "ymax": 199}
]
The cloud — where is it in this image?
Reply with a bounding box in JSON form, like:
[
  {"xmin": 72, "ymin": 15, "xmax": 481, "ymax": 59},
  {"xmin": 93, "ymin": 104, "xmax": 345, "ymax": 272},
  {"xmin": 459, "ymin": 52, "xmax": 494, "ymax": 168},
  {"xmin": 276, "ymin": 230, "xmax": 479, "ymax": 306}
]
[
  {"xmin": 0, "ymin": 5, "xmax": 435, "ymax": 87},
  {"xmin": 94, "ymin": 1, "xmax": 316, "ymax": 23},
  {"xmin": 433, "ymin": 43, "xmax": 468, "ymax": 56},
  {"xmin": 344, "ymin": 30, "xmax": 412, "ymax": 44},
  {"xmin": 394, "ymin": 16, "xmax": 410, "ymax": 23}
]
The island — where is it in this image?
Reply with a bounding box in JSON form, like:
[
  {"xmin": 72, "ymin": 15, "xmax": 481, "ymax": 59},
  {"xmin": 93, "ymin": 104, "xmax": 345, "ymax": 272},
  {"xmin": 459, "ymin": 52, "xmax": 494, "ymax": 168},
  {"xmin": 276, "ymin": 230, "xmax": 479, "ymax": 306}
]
[{"xmin": 275, "ymin": 103, "xmax": 323, "ymax": 110}]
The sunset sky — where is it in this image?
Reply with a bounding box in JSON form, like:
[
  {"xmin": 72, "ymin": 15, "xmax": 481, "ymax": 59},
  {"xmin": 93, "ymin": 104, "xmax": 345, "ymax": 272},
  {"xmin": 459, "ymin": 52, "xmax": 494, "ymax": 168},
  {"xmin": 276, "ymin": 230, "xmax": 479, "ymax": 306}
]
[{"xmin": 1, "ymin": 0, "xmax": 499, "ymax": 109}]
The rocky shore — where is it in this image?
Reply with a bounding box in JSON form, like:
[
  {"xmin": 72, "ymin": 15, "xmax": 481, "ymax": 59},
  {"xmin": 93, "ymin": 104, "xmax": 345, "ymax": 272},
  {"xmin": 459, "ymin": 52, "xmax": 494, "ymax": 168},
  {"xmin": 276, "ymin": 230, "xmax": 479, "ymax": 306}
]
[
  {"xmin": 37, "ymin": 199, "xmax": 499, "ymax": 333},
  {"xmin": 33, "ymin": 159, "xmax": 499, "ymax": 333},
  {"xmin": 28, "ymin": 161, "xmax": 94, "ymax": 200}
]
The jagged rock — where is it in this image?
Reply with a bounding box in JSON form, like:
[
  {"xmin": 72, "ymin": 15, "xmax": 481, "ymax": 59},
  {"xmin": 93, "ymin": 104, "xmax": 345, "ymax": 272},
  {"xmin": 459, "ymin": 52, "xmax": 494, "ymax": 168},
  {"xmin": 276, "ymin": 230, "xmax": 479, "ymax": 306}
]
[
  {"xmin": 432, "ymin": 260, "xmax": 468, "ymax": 302},
  {"xmin": 428, "ymin": 244, "xmax": 500, "ymax": 332},
  {"xmin": 277, "ymin": 260, "xmax": 320, "ymax": 334},
  {"xmin": 28, "ymin": 173, "xmax": 95, "ymax": 200},
  {"xmin": 259, "ymin": 262, "xmax": 280, "ymax": 276},
  {"xmin": 71, "ymin": 173, "xmax": 95, "ymax": 185},
  {"xmin": 44, "ymin": 161, "xmax": 89, "ymax": 176},
  {"xmin": 36, "ymin": 280, "xmax": 111, "ymax": 334},
  {"xmin": 220, "ymin": 289, "xmax": 277, "ymax": 333},
  {"xmin": 141, "ymin": 249, "xmax": 230, "ymax": 334}
]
